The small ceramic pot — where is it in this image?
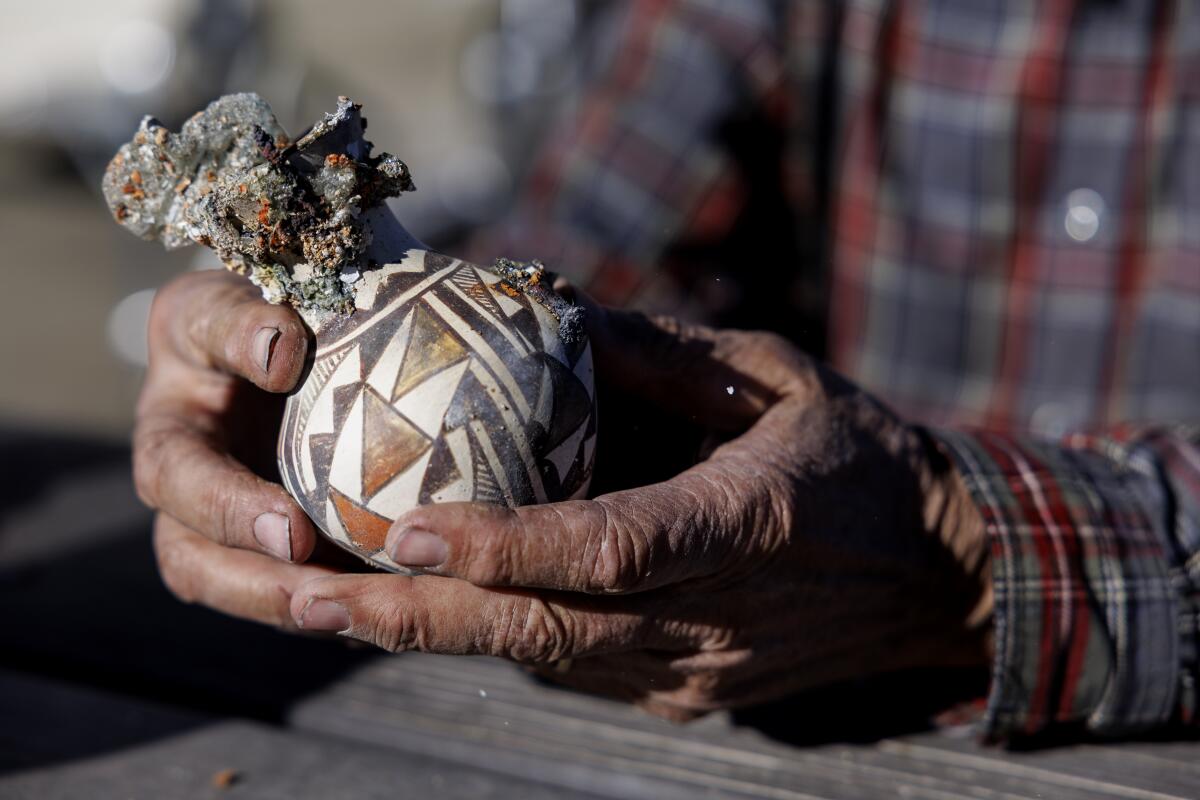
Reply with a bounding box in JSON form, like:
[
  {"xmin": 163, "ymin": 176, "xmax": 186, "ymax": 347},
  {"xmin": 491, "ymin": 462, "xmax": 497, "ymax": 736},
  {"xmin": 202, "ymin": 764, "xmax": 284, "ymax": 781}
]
[
  {"xmin": 101, "ymin": 94, "xmax": 594, "ymax": 571},
  {"xmin": 277, "ymin": 209, "xmax": 596, "ymax": 572}
]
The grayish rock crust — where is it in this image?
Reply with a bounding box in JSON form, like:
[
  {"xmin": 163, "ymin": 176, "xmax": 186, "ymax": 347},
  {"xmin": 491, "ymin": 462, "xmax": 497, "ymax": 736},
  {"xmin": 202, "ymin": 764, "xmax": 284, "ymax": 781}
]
[{"xmin": 103, "ymin": 93, "xmax": 414, "ymax": 313}]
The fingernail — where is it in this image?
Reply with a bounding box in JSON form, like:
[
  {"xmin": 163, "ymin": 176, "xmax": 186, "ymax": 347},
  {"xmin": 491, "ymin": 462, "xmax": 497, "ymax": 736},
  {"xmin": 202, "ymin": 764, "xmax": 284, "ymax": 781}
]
[
  {"xmin": 254, "ymin": 327, "xmax": 281, "ymax": 374},
  {"xmin": 298, "ymin": 598, "xmax": 350, "ymax": 632},
  {"xmin": 254, "ymin": 512, "xmax": 292, "ymax": 561},
  {"xmin": 390, "ymin": 529, "xmax": 448, "ymax": 567}
]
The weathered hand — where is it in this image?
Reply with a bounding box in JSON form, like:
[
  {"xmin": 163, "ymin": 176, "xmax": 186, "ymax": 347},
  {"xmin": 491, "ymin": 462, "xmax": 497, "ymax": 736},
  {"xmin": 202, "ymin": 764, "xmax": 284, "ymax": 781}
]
[
  {"xmin": 134, "ymin": 270, "xmax": 335, "ymax": 627},
  {"xmin": 282, "ymin": 303, "xmax": 994, "ymax": 719},
  {"xmin": 139, "ymin": 271, "xmax": 991, "ymax": 716}
]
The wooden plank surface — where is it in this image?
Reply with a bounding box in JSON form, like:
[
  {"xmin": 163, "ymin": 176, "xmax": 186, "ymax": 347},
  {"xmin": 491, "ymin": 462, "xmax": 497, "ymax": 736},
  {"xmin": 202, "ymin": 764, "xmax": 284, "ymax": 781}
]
[
  {"xmin": 0, "ymin": 669, "xmax": 609, "ymax": 800},
  {"xmin": 284, "ymin": 654, "xmax": 1200, "ymax": 800},
  {"xmin": 1, "ymin": 431, "xmax": 1198, "ymax": 800}
]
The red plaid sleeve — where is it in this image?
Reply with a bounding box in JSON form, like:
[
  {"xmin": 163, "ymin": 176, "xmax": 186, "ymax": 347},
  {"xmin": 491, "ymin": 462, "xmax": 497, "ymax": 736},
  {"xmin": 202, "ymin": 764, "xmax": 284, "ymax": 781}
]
[{"xmin": 935, "ymin": 426, "xmax": 1200, "ymax": 739}]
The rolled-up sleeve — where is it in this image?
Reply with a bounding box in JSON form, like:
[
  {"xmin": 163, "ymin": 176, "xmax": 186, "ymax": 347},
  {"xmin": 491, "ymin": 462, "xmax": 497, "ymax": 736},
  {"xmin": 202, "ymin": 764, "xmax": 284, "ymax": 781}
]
[{"xmin": 935, "ymin": 426, "xmax": 1200, "ymax": 740}]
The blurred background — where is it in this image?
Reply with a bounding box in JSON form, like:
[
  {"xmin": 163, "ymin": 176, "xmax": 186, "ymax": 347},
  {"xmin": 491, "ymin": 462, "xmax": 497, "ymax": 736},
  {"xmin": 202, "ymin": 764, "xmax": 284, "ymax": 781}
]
[
  {"xmin": 0, "ymin": 0, "xmax": 605, "ymax": 440},
  {"xmin": 0, "ymin": 4, "xmax": 642, "ymax": 782}
]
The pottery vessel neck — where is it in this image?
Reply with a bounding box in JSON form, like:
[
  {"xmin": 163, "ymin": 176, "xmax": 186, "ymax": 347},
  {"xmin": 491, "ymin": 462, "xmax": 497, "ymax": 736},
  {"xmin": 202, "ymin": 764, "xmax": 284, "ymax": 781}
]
[{"xmin": 295, "ymin": 205, "xmax": 428, "ymax": 334}]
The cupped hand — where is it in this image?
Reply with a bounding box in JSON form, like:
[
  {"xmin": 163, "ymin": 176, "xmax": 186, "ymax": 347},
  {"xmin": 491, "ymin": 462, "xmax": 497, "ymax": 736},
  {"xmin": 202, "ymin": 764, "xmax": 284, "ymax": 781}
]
[
  {"xmin": 290, "ymin": 302, "xmax": 993, "ymax": 718},
  {"xmin": 140, "ymin": 272, "xmax": 993, "ymax": 718},
  {"xmin": 134, "ymin": 270, "xmax": 336, "ymax": 627}
]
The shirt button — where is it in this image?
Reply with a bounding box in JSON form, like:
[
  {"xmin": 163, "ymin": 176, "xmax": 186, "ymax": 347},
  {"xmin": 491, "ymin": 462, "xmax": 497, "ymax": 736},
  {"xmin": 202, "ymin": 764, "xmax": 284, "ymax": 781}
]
[{"xmin": 1064, "ymin": 188, "xmax": 1105, "ymax": 242}]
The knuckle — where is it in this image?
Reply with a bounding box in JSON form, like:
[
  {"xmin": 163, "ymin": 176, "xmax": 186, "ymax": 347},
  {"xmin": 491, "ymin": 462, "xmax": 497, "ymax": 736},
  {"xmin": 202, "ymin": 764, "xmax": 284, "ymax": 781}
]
[
  {"xmin": 694, "ymin": 466, "xmax": 739, "ymax": 516},
  {"xmin": 491, "ymin": 596, "xmax": 574, "ymax": 663},
  {"xmin": 669, "ymin": 684, "xmax": 721, "ymax": 716},
  {"xmin": 365, "ymin": 582, "xmax": 423, "ymax": 654},
  {"xmin": 153, "ymin": 522, "xmax": 199, "ymax": 604},
  {"xmin": 145, "ymin": 281, "xmax": 177, "ymax": 338},
  {"xmin": 639, "ymin": 698, "xmax": 705, "ymax": 723},
  {"xmin": 188, "ymin": 280, "xmax": 241, "ymax": 365},
  {"xmin": 766, "ymin": 476, "xmax": 798, "ymax": 542},
  {"xmin": 131, "ymin": 423, "xmax": 170, "ymax": 509},
  {"xmin": 646, "ymin": 674, "xmax": 726, "ymax": 721},
  {"xmin": 747, "ymin": 330, "xmax": 803, "ymax": 367},
  {"xmin": 371, "ymin": 608, "xmax": 418, "ymax": 654},
  {"xmin": 463, "ymin": 519, "xmax": 519, "ymax": 586},
  {"xmin": 148, "ymin": 274, "xmax": 208, "ymax": 356},
  {"xmin": 586, "ymin": 502, "xmax": 650, "ymax": 593},
  {"xmin": 695, "ymin": 459, "xmax": 784, "ymax": 556},
  {"xmin": 148, "ymin": 272, "xmax": 268, "ymax": 370},
  {"xmin": 197, "ymin": 475, "xmax": 241, "ymax": 548}
]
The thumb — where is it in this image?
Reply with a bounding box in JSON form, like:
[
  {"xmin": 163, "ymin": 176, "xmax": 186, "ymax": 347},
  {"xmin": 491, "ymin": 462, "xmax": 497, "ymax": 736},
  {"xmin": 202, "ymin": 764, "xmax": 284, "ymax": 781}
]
[{"xmin": 570, "ymin": 289, "xmax": 775, "ymax": 430}]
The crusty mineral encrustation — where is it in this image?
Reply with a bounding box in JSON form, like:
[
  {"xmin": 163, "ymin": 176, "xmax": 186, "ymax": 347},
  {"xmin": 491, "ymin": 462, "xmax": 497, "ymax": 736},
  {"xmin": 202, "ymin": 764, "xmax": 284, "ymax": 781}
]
[
  {"xmin": 104, "ymin": 94, "xmax": 597, "ymax": 571},
  {"xmin": 102, "ymin": 93, "xmax": 584, "ymax": 347},
  {"xmin": 103, "ymin": 93, "xmax": 414, "ymax": 313}
]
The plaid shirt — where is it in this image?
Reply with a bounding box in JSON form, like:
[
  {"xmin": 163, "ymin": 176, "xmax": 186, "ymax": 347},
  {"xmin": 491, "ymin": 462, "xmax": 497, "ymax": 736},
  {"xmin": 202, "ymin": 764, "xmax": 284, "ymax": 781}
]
[{"xmin": 470, "ymin": 0, "xmax": 1200, "ymax": 740}]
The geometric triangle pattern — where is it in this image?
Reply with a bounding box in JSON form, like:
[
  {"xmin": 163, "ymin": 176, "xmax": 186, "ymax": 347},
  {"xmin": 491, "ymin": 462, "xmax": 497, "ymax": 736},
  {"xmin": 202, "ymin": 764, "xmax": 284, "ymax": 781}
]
[
  {"xmin": 392, "ymin": 304, "xmax": 469, "ymax": 399},
  {"xmin": 277, "ymin": 250, "xmax": 597, "ymax": 573},
  {"xmin": 541, "ymin": 353, "xmax": 593, "ymax": 450},
  {"xmin": 393, "ymin": 359, "xmax": 469, "ymax": 437},
  {"xmin": 450, "ymin": 264, "xmax": 505, "ymax": 321},
  {"xmin": 330, "ymin": 487, "xmax": 392, "ymax": 552},
  {"xmin": 362, "ymin": 387, "xmax": 430, "ymax": 497}
]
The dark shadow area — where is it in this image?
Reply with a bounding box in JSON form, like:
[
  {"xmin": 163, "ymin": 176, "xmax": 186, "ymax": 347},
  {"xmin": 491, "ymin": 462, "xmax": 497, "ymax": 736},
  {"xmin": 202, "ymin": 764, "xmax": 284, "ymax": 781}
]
[
  {"xmin": 732, "ymin": 667, "xmax": 1200, "ymax": 751},
  {"xmin": 1000, "ymin": 718, "xmax": 1200, "ymax": 752},
  {"xmin": 730, "ymin": 666, "xmax": 989, "ymax": 746},
  {"xmin": 530, "ymin": 664, "xmax": 990, "ymax": 747},
  {"xmin": 0, "ymin": 427, "xmax": 130, "ymax": 520},
  {"xmin": 0, "ymin": 670, "xmax": 209, "ymax": 776},
  {"xmin": 0, "ymin": 426, "xmax": 379, "ymax": 775}
]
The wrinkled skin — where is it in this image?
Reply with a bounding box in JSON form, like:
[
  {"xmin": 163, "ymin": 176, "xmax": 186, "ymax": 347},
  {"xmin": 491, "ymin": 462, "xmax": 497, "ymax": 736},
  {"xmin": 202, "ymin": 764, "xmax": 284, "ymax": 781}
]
[{"xmin": 136, "ymin": 269, "xmax": 992, "ymax": 720}]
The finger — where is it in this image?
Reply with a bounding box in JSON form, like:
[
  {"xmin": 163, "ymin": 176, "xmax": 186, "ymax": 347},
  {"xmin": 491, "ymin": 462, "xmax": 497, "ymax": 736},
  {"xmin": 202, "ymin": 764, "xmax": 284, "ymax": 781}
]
[
  {"xmin": 288, "ymin": 573, "xmax": 693, "ymax": 662},
  {"xmin": 153, "ymin": 514, "xmax": 336, "ymax": 629},
  {"xmin": 149, "ymin": 270, "xmax": 308, "ymax": 392},
  {"xmin": 384, "ymin": 411, "xmax": 788, "ymax": 592},
  {"xmin": 532, "ymin": 649, "xmax": 680, "ymax": 694},
  {"xmin": 134, "ymin": 413, "xmax": 318, "ymax": 561},
  {"xmin": 529, "ymin": 651, "xmax": 680, "ymax": 711},
  {"xmin": 573, "ymin": 291, "xmax": 808, "ymax": 427},
  {"xmin": 536, "ymin": 651, "xmax": 721, "ymax": 722}
]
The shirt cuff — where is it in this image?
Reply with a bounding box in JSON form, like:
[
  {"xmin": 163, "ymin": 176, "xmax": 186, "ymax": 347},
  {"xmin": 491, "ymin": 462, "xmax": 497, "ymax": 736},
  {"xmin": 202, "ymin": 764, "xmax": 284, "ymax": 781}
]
[{"xmin": 933, "ymin": 429, "xmax": 1186, "ymax": 739}]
